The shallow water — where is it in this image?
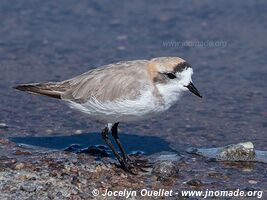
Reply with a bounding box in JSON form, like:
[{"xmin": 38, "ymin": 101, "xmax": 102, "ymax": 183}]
[
  {"xmin": 0, "ymin": 0, "xmax": 267, "ymax": 191},
  {"xmin": 11, "ymin": 133, "xmax": 172, "ymax": 155}
]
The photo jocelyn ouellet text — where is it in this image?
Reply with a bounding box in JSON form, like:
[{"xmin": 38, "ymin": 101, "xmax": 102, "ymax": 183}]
[{"xmin": 91, "ymin": 188, "xmax": 263, "ymax": 199}]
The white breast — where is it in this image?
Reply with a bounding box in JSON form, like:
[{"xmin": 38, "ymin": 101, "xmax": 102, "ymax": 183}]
[{"xmin": 156, "ymin": 83, "xmax": 183, "ymax": 110}]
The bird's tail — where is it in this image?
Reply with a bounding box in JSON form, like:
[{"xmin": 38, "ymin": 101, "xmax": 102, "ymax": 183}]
[{"xmin": 13, "ymin": 82, "xmax": 68, "ymax": 99}]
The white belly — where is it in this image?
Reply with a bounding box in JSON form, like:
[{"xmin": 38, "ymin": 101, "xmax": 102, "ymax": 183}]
[{"xmin": 66, "ymin": 90, "xmax": 165, "ymax": 123}]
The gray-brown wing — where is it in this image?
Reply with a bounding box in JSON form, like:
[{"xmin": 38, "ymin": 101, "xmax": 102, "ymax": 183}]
[{"xmin": 61, "ymin": 60, "xmax": 150, "ymax": 103}]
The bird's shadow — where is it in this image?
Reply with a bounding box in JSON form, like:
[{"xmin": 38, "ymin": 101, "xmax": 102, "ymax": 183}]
[{"xmin": 10, "ymin": 132, "xmax": 173, "ymax": 156}]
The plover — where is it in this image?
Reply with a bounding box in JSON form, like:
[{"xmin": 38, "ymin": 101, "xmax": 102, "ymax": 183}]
[{"xmin": 14, "ymin": 57, "xmax": 202, "ymax": 173}]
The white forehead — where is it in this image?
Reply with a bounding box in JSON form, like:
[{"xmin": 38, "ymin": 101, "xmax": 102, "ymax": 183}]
[{"xmin": 177, "ymin": 67, "xmax": 193, "ymax": 86}]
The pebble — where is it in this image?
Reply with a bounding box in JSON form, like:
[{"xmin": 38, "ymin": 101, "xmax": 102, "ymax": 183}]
[
  {"xmin": 0, "ymin": 138, "xmax": 11, "ymax": 145},
  {"xmin": 187, "ymin": 179, "xmax": 202, "ymax": 187},
  {"xmin": 248, "ymin": 180, "xmax": 258, "ymax": 185},
  {"xmin": 74, "ymin": 129, "xmax": 82, "ymax": 134},
  {"xmin": 14, "ymin": 150, "xmax": 32, "ymax": 156},
  {"xmin": 20, "ymin": 183, "xmax": 37, "ymax": 192},
  {"xmin": 0, "ymin": 123, "xmax": 8, "ymax": 129},
  {"xmin": 14, "ymin": 163, "xmax": 25, "ymax": 170},
  {"xmin": 152, "ymin": 161, "xmax": 179, "ymax": 181},
  {"xmin": 71, "ymin": 176, "xmax": 80, "ymax": 186}
]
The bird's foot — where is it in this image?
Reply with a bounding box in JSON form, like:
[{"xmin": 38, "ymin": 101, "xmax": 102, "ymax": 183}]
[
  {"xmin": 117, "ymin": 156, "xmax": 153, "ymax": 174},
  {"xmin": 129, "ymin": 157, "xmax": 153, "ymax": 172},
  {"xmin": 116, "ymin": 159, "xmax": 138, "ymax": 175}
]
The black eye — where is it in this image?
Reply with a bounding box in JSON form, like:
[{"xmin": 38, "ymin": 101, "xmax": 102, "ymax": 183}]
[{"xmin": 165, "ymin": 73, "xmax": 176, "ymax": 79}]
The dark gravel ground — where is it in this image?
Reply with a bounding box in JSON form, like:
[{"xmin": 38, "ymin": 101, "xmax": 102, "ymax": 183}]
[
  {"xmin": 0, "ymin": 0, "xmax": 267, "ymax": 199},
  {"xmin": 1, "ymin": 139, "xmax": 266, "ymax": 200}
]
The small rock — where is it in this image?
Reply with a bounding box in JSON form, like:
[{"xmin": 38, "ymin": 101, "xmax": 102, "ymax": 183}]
[
  {"xmin": 0, "ymin": 123, "xmax": 8, "ymax": 129},
  {"xmin": 20, "ymin": 182, "xmax": 37, "ymax": 192},
  {"xmin": 28, "ymin": 176, "xmax": 37, "ymax": 181},
  {"xmin": 14, "ymin": 150, "xmax": 32, "ymax": 156},
  {"xmin": 187, "ymin": 179, "xmax": 202, "ymax": 187},
  {"xmin": 71, "ymin": 176, "xmax": 80, "ymax": 185},
  {"xmin": 0, "ymin": 138, "xmax": 11, "ymax": 145},
  {"xmin": 79, "ymin": 145, "xmax": 111, "ymax": 157},
  {"xmin": 74, "ymin": 129, "xmax": 83, "ymax": 134},
  {"xmin": 14, "ymin": 162, "xmax": 25, "ymax": 170},
  {"xmin": 64, "ymin": 144, "xmax": 83, "ymax": 153},
  {"xmin": 45, "ymin": 129, "xmax": 53, "ymax": 134},
  {"xmin": 48, "ymin": 191, "xmax": 56, "ymax": 199},
  {"xmin": 69, "ymin": 166, "xmax": 79, "ymax": 173},
  {"xmin": 218, "ymin": 142, "xmax": 255, "ymax": 161},
  {"xmin": 153, "ymin": 161, "xmax": 179, "ymax": 181},
  {"xmin": 248, "ymin": 180, "xmax": 257, "ymax": 184},
  {"xmin": 187, "ymin": 141, "xmax": 267, "ymax": 163}
]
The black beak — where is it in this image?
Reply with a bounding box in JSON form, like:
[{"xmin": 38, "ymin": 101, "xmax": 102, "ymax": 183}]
[{"xmin": 185, "ymin": 82, "xmax": 202, "ymax": 98}]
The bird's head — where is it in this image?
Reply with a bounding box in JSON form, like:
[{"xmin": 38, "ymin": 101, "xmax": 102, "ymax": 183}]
[{"xmin": 148, "ymin": 57, "xmax": 202, "ymax": 98}]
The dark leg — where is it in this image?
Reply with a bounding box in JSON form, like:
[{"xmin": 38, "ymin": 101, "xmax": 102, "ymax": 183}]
[
  {"xmin": 101, "ymin": 126, "xmax": 135, "ymax": 173},
  {"xmin": 111, "ymin": 123, "xmax": 131, "ymax": 161},
  {"xmin": 111, "ymin": 123, "xmax": 152, "ymax": 171}
]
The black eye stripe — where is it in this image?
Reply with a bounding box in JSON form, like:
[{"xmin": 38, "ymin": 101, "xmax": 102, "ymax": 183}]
[{"xmin": 165, "ymin": 73, "xmax": 176, "ymax": 79}]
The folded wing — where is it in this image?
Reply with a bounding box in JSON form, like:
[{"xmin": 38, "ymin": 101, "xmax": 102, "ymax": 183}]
[{"xmin": 61, "ymin": 60, "xmax": 150, "ymax": 103}]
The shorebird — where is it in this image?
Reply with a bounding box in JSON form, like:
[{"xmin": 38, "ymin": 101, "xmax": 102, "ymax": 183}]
[{"xmin": 14, "ymin": 57, "xmax": 202, "ymax": 173}]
